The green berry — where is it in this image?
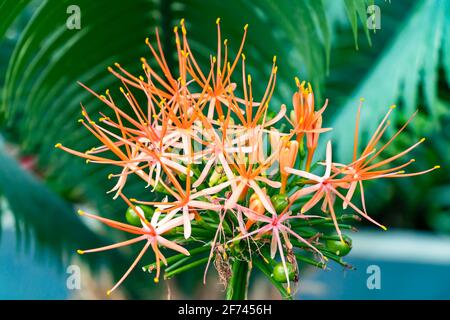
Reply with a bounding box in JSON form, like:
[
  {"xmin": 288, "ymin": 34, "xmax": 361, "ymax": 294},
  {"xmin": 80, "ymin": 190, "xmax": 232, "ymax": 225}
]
[
  {"xmin": 271, "ymin": 194, "xmax": 289, "ymax": 214},
  {"xmin": 272, "ymin": 262, "xmax": 296, "ymax": 283},
  {"xmin": 125, "ymin": 205, "xmax": 154, "ymax": 226},
  {"xmin": 326, "ymin": 235, "xmax": 352, "ymax": 256}
]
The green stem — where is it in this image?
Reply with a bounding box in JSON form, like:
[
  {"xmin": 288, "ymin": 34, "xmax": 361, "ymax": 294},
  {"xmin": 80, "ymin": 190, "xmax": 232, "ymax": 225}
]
[
  {"xmin": 164, "ymin": 256, "xmax": 209, "ymax": 279},
  {"xmin": 226, "ymin": 259, "xmax": 250, "ymax": 300}
]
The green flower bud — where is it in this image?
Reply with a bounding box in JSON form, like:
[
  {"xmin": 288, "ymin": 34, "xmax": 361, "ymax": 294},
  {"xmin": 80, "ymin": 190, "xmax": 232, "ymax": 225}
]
[
  {"xmin": 271, "ymin": 194, "xmax": 289, "ymax": 214},
  {"xmin": 208, "ymin": 166, "xmax": 224, "ymax": 186}
]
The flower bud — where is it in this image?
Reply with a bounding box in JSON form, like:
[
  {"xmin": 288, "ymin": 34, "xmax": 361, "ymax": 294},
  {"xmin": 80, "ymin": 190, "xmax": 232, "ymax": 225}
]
[
  {"xmin": 208, "ymin": 165, "xmax": 224, "ymax": 186},
  {"xmin": 249, "ymin": 192, "xmax": 266, "ymax": 215},
  {"xmin": 271, "ymin": 194, "xmax": 289, "ymax": 214},
  {"xmin": 280, "ymin": 139, "xmax": 298, "ymax": 176},
  {"xmin": 279, "ymin": 139, "xmax": 298, "ymax": 192}
]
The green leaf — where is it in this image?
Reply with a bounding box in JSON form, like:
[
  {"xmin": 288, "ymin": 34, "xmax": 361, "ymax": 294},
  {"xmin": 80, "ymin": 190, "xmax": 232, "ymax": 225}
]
[
  {"xmin": 324, "ymin": 0, "xmax": 450, "ymax": 162},
  {"xmin": 0, "ymin": 139, "xmax": 100, "ymax": 259}
]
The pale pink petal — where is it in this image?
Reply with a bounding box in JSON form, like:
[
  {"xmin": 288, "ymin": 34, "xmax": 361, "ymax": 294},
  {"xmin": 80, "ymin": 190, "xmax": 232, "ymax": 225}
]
[
  {"xmin": 289, "ymin": 184, "xmax": 321, "ymax": 202},
  {"xmin": 193, "ymin": 156, "xmax": 215, "ymax": 188},
  {"xmin": 224, "ymin": 180, "xmax": 247, "ymax": 210},
  {"xmin": 191, "ymin": 179, "xmax": 235, "ymax": 199},
  {"xmin": 248, "ymin": 180, "xmax": 276, "ymax": 215},
  {"xmin": 324, "ymin": 140, "xmax": 332, "ymax": 178},
  {"xmin": 183, "ymin": 206, "xmax": 191, "ymax": 239},
  {"xmin": 156, "ymin": 236, "xmax": 190, "ymax": 255},
  {"xmin": 254, "ymin": 176, "xmax": 282, "ymax": 188},
  {"xmin": 284, "ymin": 167, "xmax": 322, "ymax": 182}
]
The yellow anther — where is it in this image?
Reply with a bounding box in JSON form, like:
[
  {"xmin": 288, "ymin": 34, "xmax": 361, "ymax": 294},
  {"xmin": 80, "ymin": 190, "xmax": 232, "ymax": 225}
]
[
  {"xmin": 295, "ymin": 77, "xmax": 300, "ymax": 86},
  {"xmin": 173, "ymin": 26, "xmax": 178, "ymax": 33},
  {"xmin": 381, "ymin": 225, "xmax": 388, "ymax": 231},
  {"xmin": 81, "ymin": 110, "xmax": 87, "ymax": 117},
  {"xmin": 420, "ymin": 137, "xmax": 426, "ymax": 143},
  {"xmin": 390, "ymin": 104, "xmax": 397, "ymax": 109},
  {"xmin": 244, "ymin": 24, "xmax": 248, "ymax": 31},
  {"xmin": 247, "ymin": 74, "xmax": 252, "ymax": 84},
  {"xmin": 273, "ymin": 56, "xmax": 277, "ymax": 64},
  {"xmin": 106, "ymin": 290, "xmax": 111, "ymax": 296},
  {"xmin": 77, "ymin": 250, "xmax": 84, "ymax": 255},
  {"xmin": 360, "ymin": 97, "xmax": 365, "ymax": 102},
  {"xmin": 241, "ymin": 53, "xmax": 246, "ymax": 61},
  {"xmin": 130, "ymin": 198, "xmax": 137, "ymax": 202},
  {"xmin": 154, "ymin": 277, "xmax": 159, "ymax": 283},
  {"xmin": 105, "ymin": 89, "xmax": 110, "ymax": 95},
  {"xmin": 89, "ymin": 121, "xmax": 95, "ymax": 125},
  {"xmin": 86, "ymin": 159, "xmax": 90, "ymax": 164},
  {"xmin": 145, "ymin": 37, "xmax": 150, "ymax": 45},
  {"xmin": 182, "ymin": 26, "xmax": 186, "ymax": 35},
  {"xmin": 140, "ymin": 57, "xmax": 146, "ymax": 63},
  {"xmin": 108, "ymin": 174, "xmax": 113, "ymax": 180},
  {"xmin": 114, "ymin": 62, "xmax": 120, "ymax": 68},
  {"xmin": 54, "ymin": 143, "xmax": 62, "ymax": 148},
  {"xmin": 139, "ymin": 76, "xmax": 145, "ymax": 81},
  {"xmin": 77, "ymin": 209, "xmax": 85, "ymax": 216},
  {"xmin": 78, "ymin": 119, "xmax": 84, "ymax": 123},
  {"xmin": 434, "ymin": 165, "xmax": 441, "ymax": 169},
  {"xmin": 216, "ymin": 17, "xmax": 221, "ymax": 25},
  {"xmin": 212, "ymin": 56, "xmax": 216, "ymax": 63},
  {"xmin": 273, "ymin": 66, "xmax": 278, "ymax": 74},
  {"xmin": 224, "ymin": 39, "xmax": 228, "ymax": 45},
  {"xmin": 180, "ymin": 18, "xmax": 185, "ymax": 25},
  {"xmin": 120, "ymin": 87, "xmax": 125, "ymax": 94},
  {"xmin": 99, "ymin": 95, "xmax": 106, "ymax": 100}
]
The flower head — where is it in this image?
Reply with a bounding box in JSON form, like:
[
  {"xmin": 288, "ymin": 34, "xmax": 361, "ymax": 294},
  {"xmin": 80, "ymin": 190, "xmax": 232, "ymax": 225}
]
[{"xmin": 76, "ymin": 194, "xmax": 191, "ymax": 294}]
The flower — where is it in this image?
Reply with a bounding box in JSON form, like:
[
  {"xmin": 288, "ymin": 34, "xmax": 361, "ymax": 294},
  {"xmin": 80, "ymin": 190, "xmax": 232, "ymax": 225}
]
[
  {"xmin": 230, "ymin": 204, "xmax": 324, "ymax": 294},
  {"xmin": 55, "ymin": 90, "xmax": 191, "ymax": 199},
  {"xmin": 333, "ymin": 104, "xmax": 440, "ymax": 212},
  {"xmin": 180, "ymin": 19, "xmax": 249, "ymax": 120},
  {"xmin": 76, "ymin": 194, "xmax": 191, "ymax": 295},
  {"xmin": 286, "ymin": 141, "xmax": 385, "ymax": 241},
  {"xmin": 132, "ymin": 167, "xmax": 228, "ymax": 239},
  {"xmin": 287, "ymin": 78, "xmax": 331, "ymax": 171},
  {"xmin": 279, "ymin": 138, "xmax": 299, "ymax": 193}
]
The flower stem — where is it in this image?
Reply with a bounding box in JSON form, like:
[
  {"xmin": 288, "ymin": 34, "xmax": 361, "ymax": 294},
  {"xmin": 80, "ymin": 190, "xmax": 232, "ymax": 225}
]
[{"xmin": 226, "ymin": 259, "xmax": 250, "ymax": 300}]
